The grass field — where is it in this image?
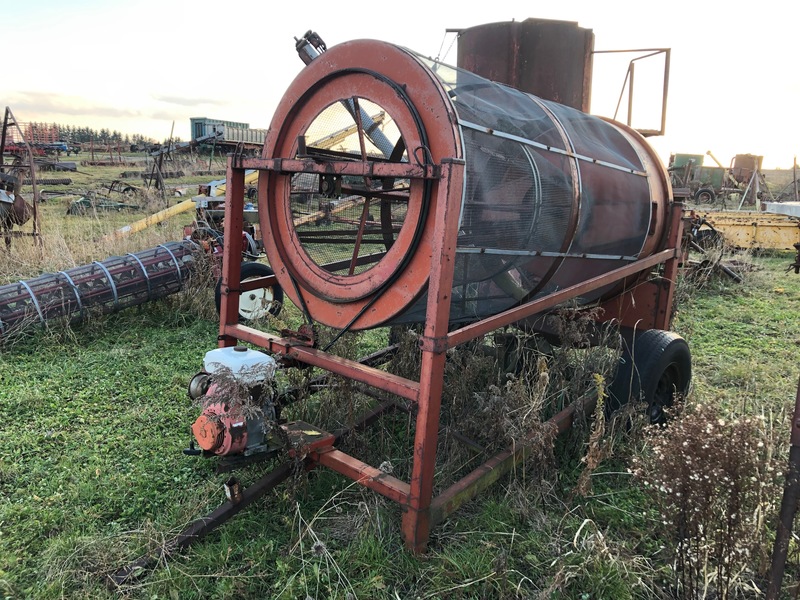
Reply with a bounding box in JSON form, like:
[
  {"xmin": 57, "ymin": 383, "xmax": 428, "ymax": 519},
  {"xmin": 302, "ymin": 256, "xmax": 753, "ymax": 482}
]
[{"xmin": 1, "ymin": 156, "xmax": 800, "ymax": 599}]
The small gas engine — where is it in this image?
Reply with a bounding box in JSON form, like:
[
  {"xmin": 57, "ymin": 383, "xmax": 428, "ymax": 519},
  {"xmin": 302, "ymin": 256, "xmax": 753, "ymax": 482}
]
[{"xmin": 187, "ymin": 346, "xmax": 278, "ymax": 457}]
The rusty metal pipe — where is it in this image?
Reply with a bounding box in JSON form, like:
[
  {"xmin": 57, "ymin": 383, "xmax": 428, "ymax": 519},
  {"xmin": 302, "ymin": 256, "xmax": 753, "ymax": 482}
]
[
  {"xmin": 431, "ymin": 393, "xmax": 595, "ymax": 525},
  {"xmin": 109, "ymin": 461, "xmax": 295, "ymax": 587},
  {"xmin": 112, "ymin": 397, "xmax": 399, "ymax": 585}
]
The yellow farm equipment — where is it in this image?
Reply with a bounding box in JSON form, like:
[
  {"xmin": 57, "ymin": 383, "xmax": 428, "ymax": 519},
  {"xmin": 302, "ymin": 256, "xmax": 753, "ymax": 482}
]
[{"xmin": 695, "ymin": 210, "xmax": 800, "ymax": 251}]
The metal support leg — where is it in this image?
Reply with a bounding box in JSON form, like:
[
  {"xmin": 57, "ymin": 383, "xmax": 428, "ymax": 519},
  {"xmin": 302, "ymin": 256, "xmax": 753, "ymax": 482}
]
[
  {"xmin": 766, "ymin": 377, "xmax": 800, "ymax": 599},
  {"xmin": 219, "ymin": 155, "xmax": 245, "ymax": 345},
  {"xmin": 401, "ymin": 159, "xmax": 465, "ymax": 552}
]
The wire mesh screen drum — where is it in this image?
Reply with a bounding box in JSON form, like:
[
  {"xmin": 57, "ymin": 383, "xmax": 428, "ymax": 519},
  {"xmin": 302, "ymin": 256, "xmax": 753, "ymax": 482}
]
[{"xmin": 259, "ymin": 40, "xmax": 670, "ymax": 329}]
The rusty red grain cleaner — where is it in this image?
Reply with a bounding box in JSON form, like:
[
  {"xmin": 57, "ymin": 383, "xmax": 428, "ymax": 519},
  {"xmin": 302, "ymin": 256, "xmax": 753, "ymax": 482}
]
[{"xmin": 183, "ymin": 23, "xmax": 691, "ymax": 554}]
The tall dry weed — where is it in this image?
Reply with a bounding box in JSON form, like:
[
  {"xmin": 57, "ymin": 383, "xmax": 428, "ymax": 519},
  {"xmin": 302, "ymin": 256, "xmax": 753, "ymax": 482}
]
[
  {"xmin": 631, "ymin": 403, "xmax": 780, "ymax": 599},
  {"xmin": 382, "ymin": 309, "xmax": 624, "ymax": 491}
]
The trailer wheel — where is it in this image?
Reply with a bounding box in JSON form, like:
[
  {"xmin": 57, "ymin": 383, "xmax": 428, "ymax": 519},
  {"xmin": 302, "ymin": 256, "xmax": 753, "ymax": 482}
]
[
  {"xmin": 215, "ymin": 262, "xmax": 283, "ymax": 322},
  {"xmin": 694, "ymin": 188, "xmax": 716, "ymax": 203},
  {"xmin": 608, "ymin": 329, "xmax": 691, "ymax": 424}
]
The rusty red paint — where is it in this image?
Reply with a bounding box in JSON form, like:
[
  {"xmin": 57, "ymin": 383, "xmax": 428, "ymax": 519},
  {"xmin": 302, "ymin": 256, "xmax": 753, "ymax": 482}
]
[
  {"xmin": 456, "ymin": 18, "xmax": 594, "ymax": 112},
  {"xmin": 218, "ymin": 164, "xmax": 245, "ymax": 347},
  {"xmin": 447, "ymin": 248, "xmax": 677, "ymax": 349},
  {"xmin": 401, "ymin": 160, "xmax": 465, "ymax": 551},
  {"xmin": 316, "ymin": 448, "xmax": 410, "ymax": 505},
  {"xmin": 283, "ymin": 421, "xmax": 336, "ymax": 459},
  {"xmin": 241, "ymin": 157, "xmax": 437, "ymax": 179},
  {"xmin": 221, "ymin": 323, "xmax": 421, "ymax": 402},
  {"xmin": 258, "ymin": 40, "xmax": 461, "ymax": 329}
]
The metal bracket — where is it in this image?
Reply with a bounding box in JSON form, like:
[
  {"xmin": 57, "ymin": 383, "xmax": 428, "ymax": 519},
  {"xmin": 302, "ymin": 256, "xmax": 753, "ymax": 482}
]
[
  {"xmin": 279, "ymin": 323, "xmax": 316, "ymax": 347},
  {"xmin": 418, "ymin": 335, "xmax": 449, "ymax": 354},
  {"xmin": 284, "ymin": 421, "xmax": 335, "ymax": 460}
]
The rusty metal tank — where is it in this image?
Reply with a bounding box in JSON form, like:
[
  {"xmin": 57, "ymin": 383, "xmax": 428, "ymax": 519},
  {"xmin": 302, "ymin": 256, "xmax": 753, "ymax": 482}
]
[
  {"xmin": 258, "ymin": 39, "xmax": 671, "ymax": 330},
  {"xmin": 456, "ymin": 18, "xmax": 594, "ymax": 112}
]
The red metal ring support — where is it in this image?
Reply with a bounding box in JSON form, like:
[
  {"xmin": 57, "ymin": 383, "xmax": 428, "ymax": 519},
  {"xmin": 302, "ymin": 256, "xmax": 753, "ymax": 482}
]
[{"xmin": 258, "ymin": 40, "xmax": 462, "ymax": 329}]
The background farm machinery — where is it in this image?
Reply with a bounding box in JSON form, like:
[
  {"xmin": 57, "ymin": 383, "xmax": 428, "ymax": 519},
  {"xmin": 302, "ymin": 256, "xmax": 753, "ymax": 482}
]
[
  {"xmin": 670, "ymin": 152, "xmax": 800, "ymax": 252},
  {"xmin": 0, "ymin": 107, "xmax": 40, "ymax": 247},
  {"xmin": 669, "ymin": 150, "xmax": 767, "ymax": 207}
]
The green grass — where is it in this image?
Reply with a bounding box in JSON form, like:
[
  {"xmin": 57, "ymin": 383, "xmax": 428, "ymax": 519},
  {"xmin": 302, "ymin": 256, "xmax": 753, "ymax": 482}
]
[
  {"xmin": 3, "ymin": 296, "xmax": 673, "ymax": 598},
  {"xmin": 0, "ymin": 265, "xmax": 791, "ymax": 598},
  {"xmin": 675, "ymin": 255, "xmax": 800, "ymax": 412}
]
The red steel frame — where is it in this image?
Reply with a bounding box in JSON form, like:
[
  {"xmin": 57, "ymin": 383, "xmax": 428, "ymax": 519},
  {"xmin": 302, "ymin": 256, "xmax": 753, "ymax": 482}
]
[{"xmin": 217, "ymin": 150, "xmax": 685, "ymax": 552}]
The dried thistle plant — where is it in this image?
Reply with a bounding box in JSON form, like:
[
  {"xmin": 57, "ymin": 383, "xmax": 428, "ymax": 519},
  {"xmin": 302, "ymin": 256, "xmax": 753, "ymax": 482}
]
[
  {"xmin": 166, "ymin": 247, "xmax": 217, "ymax": 321},
  {"xmin": 573, "ymin": 373, "xmax": 609, "ymax": 498},
  {"xmin": 630, "ymin": 403, "xmax": 780, "ymax": 599}
]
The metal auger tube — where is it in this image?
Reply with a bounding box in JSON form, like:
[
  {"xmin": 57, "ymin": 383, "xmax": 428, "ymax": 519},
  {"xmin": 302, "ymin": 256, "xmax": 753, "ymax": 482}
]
[{"xmin": 0, "ymin": 239, "xmax": 198, "ymax": 336}]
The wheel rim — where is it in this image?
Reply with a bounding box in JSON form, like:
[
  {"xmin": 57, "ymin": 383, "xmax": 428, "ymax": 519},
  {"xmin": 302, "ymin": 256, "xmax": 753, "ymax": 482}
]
[
  {"xmin": 648, "ymin": 363, "xmax": 681, "ymax": 423},
  {"xmin": 238, "ymin": 277, "xmax": 276, "ymax": 320}
]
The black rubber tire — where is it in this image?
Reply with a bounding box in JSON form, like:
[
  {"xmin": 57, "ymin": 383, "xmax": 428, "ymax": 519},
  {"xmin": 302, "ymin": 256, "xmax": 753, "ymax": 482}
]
[
  {"xmin": 214, "ymin": 261, "xmax": 283, "ymax": 321},
  {"xmin": 608, "ymin": 329, "xmax": 691, "ymax": 423},
  {"xmin": 694, "ymin": 187, "xmax": 716, "ymax": 203},
  {"xmin": 694, "ymin": 227, "xmax": 723, "ymax": 250}
]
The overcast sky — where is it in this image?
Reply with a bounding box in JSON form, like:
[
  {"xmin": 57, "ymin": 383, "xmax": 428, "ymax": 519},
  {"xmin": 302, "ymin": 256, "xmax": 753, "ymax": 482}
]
[{"xmin": 4, "ymin": 0, "xmax": 798, "ymax": 168}]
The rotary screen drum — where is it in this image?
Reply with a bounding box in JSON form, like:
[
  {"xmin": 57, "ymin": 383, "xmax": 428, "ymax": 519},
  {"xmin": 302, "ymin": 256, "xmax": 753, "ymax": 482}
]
[{"xmin": 259, "ymin": 40, "xmax": 670, "ymax": 330}]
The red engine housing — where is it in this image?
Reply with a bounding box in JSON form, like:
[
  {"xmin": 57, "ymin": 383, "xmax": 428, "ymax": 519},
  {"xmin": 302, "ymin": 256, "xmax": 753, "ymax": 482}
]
[{"xmin": 191, "ymin": 384, "xmax": 248, "ymax": 456}]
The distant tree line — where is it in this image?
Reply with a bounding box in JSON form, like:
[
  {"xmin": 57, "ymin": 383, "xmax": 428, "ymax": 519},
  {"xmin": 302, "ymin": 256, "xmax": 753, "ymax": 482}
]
[{"xmin": 28, "ymin": 122, "xmax": 159, "ymax": 145}]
